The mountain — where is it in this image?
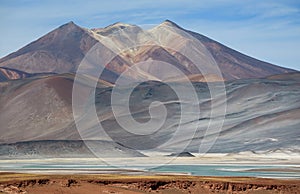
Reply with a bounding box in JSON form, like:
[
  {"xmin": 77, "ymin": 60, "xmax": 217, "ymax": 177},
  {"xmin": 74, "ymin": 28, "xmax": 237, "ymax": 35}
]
[
  {"xmin": 0, "ymin": 72, "xmax": 299, "ymax": 155},
  {"xmin": 0, "ymin": 20, "xmax": 296, "ymax": 83},
  {"xmin": 0, "ymin": 20, "xmax": 299, "ymax": 158}
]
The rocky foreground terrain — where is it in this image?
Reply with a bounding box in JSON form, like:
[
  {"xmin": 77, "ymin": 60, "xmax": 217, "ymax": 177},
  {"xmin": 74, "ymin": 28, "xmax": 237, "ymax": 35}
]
[{"xmin": 0, "ymin": 173, "xmax": 299, "ymax": 194}]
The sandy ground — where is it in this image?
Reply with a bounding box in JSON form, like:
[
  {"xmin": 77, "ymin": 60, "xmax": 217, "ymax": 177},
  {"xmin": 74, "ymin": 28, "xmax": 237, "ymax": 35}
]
[
  {"xmin": 1, "ymin": 151, "xmax": 299, "ymax": 166},
  {"xmin": 0, "ymin": 173, "xmax": 299, "ymax": 194}
]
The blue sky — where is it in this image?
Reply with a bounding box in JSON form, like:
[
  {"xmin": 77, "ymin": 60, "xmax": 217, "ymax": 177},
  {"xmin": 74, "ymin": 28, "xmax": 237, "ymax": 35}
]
[{"xmin": 1, "ymin": 0, "xmax": 300, "ymax": 70}]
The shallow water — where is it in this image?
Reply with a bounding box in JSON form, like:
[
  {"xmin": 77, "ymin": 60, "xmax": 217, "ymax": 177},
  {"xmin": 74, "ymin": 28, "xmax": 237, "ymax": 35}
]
[
  {"xmin": 0, "ymin": 162, "xmax": 299, "ymax": 179},
  {"xmin": 151, "ymin": 165, "xmax": 300, "ymax": 179}
]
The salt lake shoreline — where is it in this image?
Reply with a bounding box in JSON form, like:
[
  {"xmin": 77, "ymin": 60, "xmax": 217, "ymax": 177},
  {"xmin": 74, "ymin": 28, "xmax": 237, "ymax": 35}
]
[
  {"xmin": 1, "ymin": 153, "xmax": 299, "ymax": 180},
  {"xmin": 1, "ymin": 154, "xmax": 299, "ymax": 193}
]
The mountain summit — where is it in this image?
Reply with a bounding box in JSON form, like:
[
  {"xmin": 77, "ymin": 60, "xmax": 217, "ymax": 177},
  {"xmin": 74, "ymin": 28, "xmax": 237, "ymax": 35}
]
[
  {"xmin": 160, "ymin": 19, "xmax": 183, "ymax": 28},
  {"xmin": 0, "ymin": 21, "xmax": 296, "ymax": 83}
]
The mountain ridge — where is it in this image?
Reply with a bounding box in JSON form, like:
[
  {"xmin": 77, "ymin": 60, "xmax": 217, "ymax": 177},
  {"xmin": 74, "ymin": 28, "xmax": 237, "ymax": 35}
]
[{"xmin": 0, "ymin": 20, "xmax": 296, "ymax": 83}]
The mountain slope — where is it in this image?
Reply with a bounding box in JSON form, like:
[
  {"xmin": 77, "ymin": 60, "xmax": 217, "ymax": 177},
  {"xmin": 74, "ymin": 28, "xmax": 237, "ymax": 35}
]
[
  {"xmin": 163, "ymin": 20, "xmax": 295, "ymax": 80},
  {"xmin": 0, "ymin": 21, "xmax": 296, "ymax": 83},
  {"xmin": 0, "ymin": 73, "xmax": 299, "ymax": 155},
  {"xmin": 0, "ymin": 22, "xmax": 98, "ymax": 74},
  {"xmin": 0, "ymin": 67, "xmax": 31, "ymax": 81}
]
